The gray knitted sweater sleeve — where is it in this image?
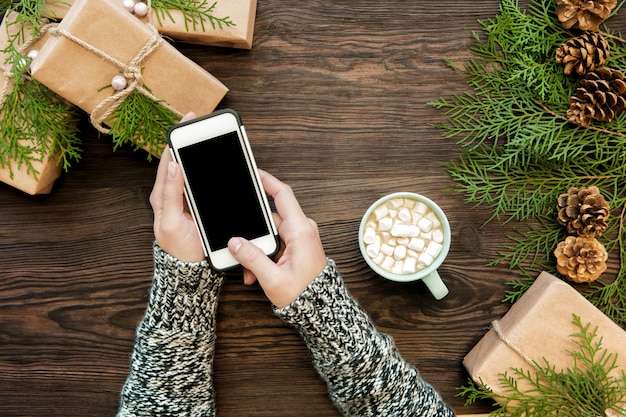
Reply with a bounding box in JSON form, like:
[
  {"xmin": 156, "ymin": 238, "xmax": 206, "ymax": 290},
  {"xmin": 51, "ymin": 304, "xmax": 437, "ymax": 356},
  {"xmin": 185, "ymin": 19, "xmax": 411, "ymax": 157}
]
[
  {"xmin": 118, "ymin": 247, "xmax": 453, "ymax": 417},
  {"xmin": 117, "ymin": 243, "xmax": 224, "ymax": 417},
  {"xmin": 274, "ymin": 259, "xmax": 456, "ymax": 417}
]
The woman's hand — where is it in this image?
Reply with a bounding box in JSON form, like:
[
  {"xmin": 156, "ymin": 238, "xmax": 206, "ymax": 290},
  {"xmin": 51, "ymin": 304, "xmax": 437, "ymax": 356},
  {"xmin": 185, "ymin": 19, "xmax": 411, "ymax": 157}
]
[
  {"xmin": 228, "ymin": 171, "xmax": 327, "ymax": 308},
  {"xmin": 149, "ymin": 112, "xmax": 205, "ymax": 263}
]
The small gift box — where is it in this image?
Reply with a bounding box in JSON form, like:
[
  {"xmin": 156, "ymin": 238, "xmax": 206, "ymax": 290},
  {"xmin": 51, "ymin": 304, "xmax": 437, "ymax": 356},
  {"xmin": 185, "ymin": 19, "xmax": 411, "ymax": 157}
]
[
  {"xmin": 140, "ymin": 0, "xmax": 258, "ymax": 49},
  {"xmin": 31, "ymin": 0, "xmax": 228, "ymax": 157},
  {"xmin": 0, "ymin": 150, "xmax": 62, "ymax": 195},
  {"xmin": 0, "ymin": 12, "xmax": 79, "ymax": 195},
  {"xmin": 46, "ymin": 0, "xmax": 258, "ymax": 49},
  {"xmin": 463, "ymin": 271, "xmax": 626, "ymax": 404}
]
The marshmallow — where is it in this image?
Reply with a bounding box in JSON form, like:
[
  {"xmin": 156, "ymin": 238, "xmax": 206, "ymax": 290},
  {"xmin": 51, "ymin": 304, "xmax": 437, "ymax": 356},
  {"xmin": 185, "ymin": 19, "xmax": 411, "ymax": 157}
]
[
  {"xmin": 398, "ymin": 208, "xmax": 412, "ymax": 223},
  {"xmin": 407, "ymin": 225, "xmax": 420, "ymax": 237},
  {"xmin": 426, "ymin": 241, "xmax": 443, "ymax": 258},
  {"xmin": 388, "ymin": 198, "xmax": 403, "ymax": 209},
  {"xmin": 381, "ymin": 243, "xmax": 394, "ymax": 256},
  {"xmin": 408, "ymin": 237, "xmax": 425, "ymax": 252},
  {"xmin": 432, "ymin": 229, "xmax": 444, "ymax": 243},
  {"xmin": 393, "ymin": 245, "xmax": 407, "ymax": 260},
  {"xmin": 373, "ymin": 252, "xmax": 385, "ymax": 265},
  {"xmin": 373, "ymin": 205, "xmax": 389, "ymax": 220},
  {"xmin": 414, "ymin": 201, "xmax": 428, "ymax": 215},
  {"xmin": 418, "ymin": 252, "xmax": 434, "ymax": 266},
  {"xmin": 391, "ymin": 261, "xmax": 404, "ymax": 275},
  {"xmin": 363, "ymin": 227, "xmax": 377, "ymax": 244},
  {"xmin": 402, "ymin": 257, "xmax": 418, "ymax": 274},
  {"xmin": 378, "ymin": 217, "xmax": 393, "ymax": 231},
  {"xmin": 417, "ymin": 217, "xmax": 433, "ymax": 232},
  {"xmin": 407, "ymin": 249, "xmax": 420, "ymax": 258},
  {"xmin": 426, "ymin": 212, "xmax": 441, "ymax": 228},
  {"xmin": 397, "ymin": 237, "xmax": 409, "ymax": 246},
  {"xmin": 381, "ymin": 256, "xmax": 394, "ymax": 270},
  {"xmin": 366, "ymin": 242, "xmax": 381, "ymax": 258},
  {"xmin": 391, "ymin": 224, "xmax": 411, "ymax": 237}
]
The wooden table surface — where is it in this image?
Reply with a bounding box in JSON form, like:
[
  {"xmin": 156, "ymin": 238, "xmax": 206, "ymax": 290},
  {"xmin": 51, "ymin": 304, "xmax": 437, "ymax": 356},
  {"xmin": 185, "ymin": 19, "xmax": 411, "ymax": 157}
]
[{"xmin": 2, "ymin": 0, "xmax": 623, "ymax": 415}]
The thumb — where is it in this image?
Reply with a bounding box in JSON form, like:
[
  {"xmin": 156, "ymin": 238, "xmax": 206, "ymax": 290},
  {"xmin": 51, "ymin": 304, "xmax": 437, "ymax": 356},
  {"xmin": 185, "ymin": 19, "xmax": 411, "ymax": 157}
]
[{"xmin": 228, "ymin": 237, "xmax": 277, "ymax": 283}]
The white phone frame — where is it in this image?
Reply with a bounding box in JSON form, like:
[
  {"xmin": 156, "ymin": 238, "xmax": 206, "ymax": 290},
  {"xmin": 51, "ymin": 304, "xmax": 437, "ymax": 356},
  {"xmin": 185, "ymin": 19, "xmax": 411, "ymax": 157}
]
[{"xmin": 168, "ymin": 109, "xmax": 279, "ymax": 271}]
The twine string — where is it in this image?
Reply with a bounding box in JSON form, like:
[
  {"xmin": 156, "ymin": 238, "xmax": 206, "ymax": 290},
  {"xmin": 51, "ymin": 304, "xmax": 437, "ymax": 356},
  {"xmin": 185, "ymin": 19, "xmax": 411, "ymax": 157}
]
[
  {"xmin": 491, "ymin": 319, "xmax": 539, "ymax": 370},
  {"xmin": 48, "ymin": 22, "xmax": 183, "ymax": 133}
]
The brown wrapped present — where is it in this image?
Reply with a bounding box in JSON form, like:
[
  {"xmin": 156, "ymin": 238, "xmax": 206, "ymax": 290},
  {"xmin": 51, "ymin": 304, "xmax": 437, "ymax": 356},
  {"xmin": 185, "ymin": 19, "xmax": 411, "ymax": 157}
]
[
  {"xmin": 0, "ymin": 150, "xmax": 63, "ymax": 195},
  {"xmin": 0, "ymin": 12, "xmax": 77, "ymax": 195},
  {"xmin": 45, "ymin": 0, "xmax": 257, "ymax": 49},
  {"xmin": 463, "ymin": 271, "xmax": 626, "ymax": 404},
  {"xmin": 31, "ymin": 0, "xmax": 228, "ymax": 157},
  {"xmin": 146, "ymin": 0, "xmax": 258, "ymax": 49}
]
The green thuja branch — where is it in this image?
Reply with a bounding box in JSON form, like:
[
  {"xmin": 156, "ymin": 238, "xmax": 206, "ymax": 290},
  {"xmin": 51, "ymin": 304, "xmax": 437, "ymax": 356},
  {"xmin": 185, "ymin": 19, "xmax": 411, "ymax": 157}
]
[
  {"xmin": 430, "ymin": 0, "xmax": 626, "ymax": 327},
  {"xmin": 458, "ymin": 315, "xmax": 626, "ymax": 417},
  {"xmin": 108, "ymin": 89, "xmax": 179, "ymax": 160},
  {"xmin": 3, "ymin": 0, "xmax": 66, "ymax": 42},
  {"xmin": 151, "ymin": 0, "xmax": 235, "ymax": 33},
  {"xmin": 586, "ymin": 204, "xmax": 626, "ymax": 327},
  {"xmin": 0, "ymin": 0, "xmax": 11, "ymax": 17},
  {"xmin": 0, "ymin": 45, "xmax": 81, "ymax": 178}
]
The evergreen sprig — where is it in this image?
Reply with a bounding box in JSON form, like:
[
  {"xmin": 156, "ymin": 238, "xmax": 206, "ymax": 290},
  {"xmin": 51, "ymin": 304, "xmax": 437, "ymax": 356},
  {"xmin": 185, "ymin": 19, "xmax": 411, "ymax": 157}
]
[
  {"xmin": 457, "ymin": 315, "xmax": 626, "ymax": 417},
  {"xmin": 151, "ymin": 0, "xmax": 235, "ymax": 33},
  {"xmin": 0, "ymin": 14, "xmax": 81, "ymax": 180},
  {"xmin": 108, "ymin": 89, "xmax": 178, "ymax": 160},
  {"xmin": 2, "ymin": 0, "xmax": 64, "ymax": 41},
  {"xmin": 430, "ymin": 0, "xmax": 626, "ymax": 327}
]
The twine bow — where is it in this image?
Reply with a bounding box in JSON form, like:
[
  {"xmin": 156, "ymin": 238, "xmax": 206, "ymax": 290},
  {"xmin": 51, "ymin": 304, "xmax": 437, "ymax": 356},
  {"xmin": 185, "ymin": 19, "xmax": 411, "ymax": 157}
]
[{"xmin": 47, "ymin": 21, "xmax": 183, "ymax": 133}]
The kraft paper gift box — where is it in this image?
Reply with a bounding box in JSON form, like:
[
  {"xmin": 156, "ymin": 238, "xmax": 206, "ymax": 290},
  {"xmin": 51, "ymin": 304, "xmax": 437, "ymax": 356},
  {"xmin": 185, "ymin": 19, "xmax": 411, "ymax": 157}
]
[
  {"xmin": 46, "ymin": 0, "xmax": 258, "ymax": 49},
  {"xmin": 463, "ymin": 271, "xmax": 626, "ymax": 404},
  {"xmin": 141, "ymin": 0, "xmax": 258, "ymax": 49},
  {"xmin": 31, "ymin": 0, "xmax": 228, "ymax": 157},
  {"xmin": 0, "ymin": 12, "xmax": 74, "ymax": 195},
  {"xmin": 0, "ymin": 150, "xmax": 62, "ymax": 195}
]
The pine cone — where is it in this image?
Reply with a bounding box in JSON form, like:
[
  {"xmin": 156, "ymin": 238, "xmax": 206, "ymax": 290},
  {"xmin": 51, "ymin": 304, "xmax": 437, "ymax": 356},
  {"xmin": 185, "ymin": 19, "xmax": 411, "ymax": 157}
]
[
  {"xmin": 555, "ymin": 32, "xmax": 610, "ymax": 76},
  {"xmin": 566, "ymin": 67, "xmax": 626, "ymax": 126},
  {"xmin": 556, "ymin": 0, "xmax": 617, "ymax": 31},
  {"xmin": 557, "ymin": 186, "xmax": 610, "ymax": 237},
  {"xmin": 554, "ymin": 236, "xmax": 608, "ymax": 283}
]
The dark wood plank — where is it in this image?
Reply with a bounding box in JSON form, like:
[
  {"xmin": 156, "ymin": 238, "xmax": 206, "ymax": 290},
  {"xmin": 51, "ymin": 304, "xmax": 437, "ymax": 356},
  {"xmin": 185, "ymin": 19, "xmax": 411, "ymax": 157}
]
[{"xmin": 2, "ymin": 0, "xmax": 623, "ymax": 416}]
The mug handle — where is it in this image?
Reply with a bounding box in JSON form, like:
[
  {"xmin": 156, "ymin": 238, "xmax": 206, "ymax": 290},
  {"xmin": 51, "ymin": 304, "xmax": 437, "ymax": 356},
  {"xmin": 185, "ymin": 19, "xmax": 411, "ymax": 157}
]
[{"xmin": 422, "ymin": 270, "xmax": 449, "ymax": 300}]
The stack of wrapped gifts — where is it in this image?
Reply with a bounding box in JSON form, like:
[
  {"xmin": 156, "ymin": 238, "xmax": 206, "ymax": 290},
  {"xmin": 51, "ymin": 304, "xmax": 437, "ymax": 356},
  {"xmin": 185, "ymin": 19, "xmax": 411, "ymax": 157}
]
[{"xmin": 0, "ymin": 0, "xmax": 257, "ymax": 194}]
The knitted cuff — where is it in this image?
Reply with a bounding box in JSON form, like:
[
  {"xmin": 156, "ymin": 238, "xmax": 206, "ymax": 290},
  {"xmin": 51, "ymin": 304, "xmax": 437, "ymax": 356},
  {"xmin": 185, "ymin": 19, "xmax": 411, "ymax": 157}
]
[
  {"xmin": 273, "ymin": 259, "xmax": 379, "ymax": 368},
  {"xmin": 143, "ymin": 243, "xmax": 225, "ymax": 334}
]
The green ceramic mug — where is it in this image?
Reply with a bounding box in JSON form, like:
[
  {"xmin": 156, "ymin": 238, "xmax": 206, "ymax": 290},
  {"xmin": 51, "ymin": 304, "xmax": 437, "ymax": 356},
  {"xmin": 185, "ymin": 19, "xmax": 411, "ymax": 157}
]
[{"xmin": 359, "ymin": 192, "xmax": 451, "ymax": 300}]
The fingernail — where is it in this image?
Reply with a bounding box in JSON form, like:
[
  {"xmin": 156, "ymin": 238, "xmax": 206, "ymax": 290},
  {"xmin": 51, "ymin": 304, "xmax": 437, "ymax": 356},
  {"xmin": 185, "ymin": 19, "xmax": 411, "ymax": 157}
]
[
  {"xmin": 228, "ymin": 237, "xmax": 242, "ymax": 254},
  {"xmin": 167, "ymin": 161, "xmax": 177, "ymax": 180}
]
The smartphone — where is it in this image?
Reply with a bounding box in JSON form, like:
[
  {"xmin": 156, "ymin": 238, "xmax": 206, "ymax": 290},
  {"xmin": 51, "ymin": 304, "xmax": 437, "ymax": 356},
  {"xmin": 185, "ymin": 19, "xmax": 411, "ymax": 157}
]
[{"xmin": 167, "ymin": 109, "xmax": 279, "ymax": 271}]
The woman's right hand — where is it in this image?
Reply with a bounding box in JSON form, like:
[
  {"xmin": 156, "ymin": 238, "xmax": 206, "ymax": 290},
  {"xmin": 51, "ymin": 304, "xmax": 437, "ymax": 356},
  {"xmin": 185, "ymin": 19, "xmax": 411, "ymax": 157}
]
[{"xmin": 228, "ymin": 171, "xmax": 328, "ymax": 308}]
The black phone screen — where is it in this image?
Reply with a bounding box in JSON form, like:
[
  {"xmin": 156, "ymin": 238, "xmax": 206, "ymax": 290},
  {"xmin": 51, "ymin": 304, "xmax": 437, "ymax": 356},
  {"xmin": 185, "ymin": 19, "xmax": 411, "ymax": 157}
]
[{"xmin": 177, "ymin": 131, "xmax": 269, "ymax": 250}]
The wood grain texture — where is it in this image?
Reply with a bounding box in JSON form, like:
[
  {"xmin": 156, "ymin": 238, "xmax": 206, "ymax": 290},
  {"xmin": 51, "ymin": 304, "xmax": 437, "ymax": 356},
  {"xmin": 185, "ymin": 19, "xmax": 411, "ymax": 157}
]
[{"xmin": 1, "ymin": 0, "xmax": 623, "ymax": 415}]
